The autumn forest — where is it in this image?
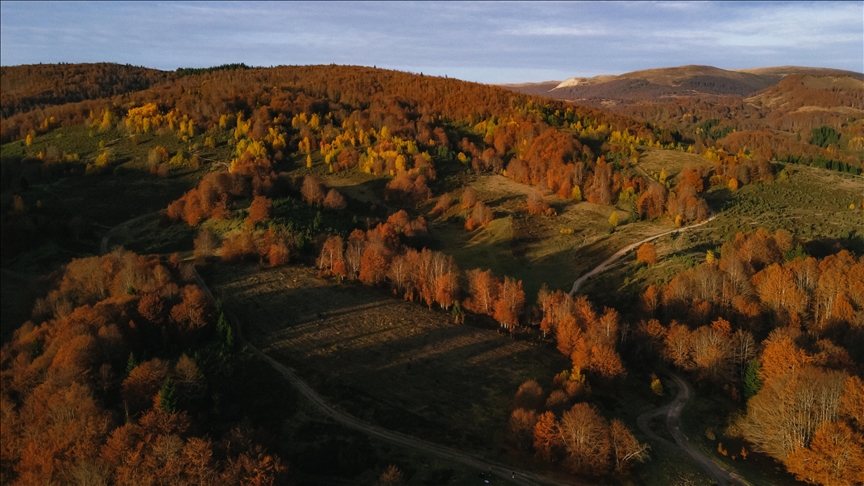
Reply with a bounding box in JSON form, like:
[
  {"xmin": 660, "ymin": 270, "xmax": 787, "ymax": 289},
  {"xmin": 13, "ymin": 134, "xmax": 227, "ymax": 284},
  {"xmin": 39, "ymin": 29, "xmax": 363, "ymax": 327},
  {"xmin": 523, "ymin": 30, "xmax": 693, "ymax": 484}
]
[{"xmin": 1, "ymin": 60, "xmax": 862, "ymax": 486}]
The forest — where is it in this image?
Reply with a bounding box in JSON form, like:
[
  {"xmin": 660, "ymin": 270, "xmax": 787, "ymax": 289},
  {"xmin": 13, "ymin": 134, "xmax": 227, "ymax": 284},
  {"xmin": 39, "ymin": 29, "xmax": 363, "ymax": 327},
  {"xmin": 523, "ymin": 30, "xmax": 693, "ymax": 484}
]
[{"xmin": 1, "ymin": 62, "xmax": 862, "ymax": 485}]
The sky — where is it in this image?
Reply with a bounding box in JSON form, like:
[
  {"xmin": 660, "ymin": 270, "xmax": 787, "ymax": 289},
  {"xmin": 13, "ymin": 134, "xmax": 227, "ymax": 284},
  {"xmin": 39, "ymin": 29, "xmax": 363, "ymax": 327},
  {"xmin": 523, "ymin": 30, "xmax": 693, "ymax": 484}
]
[{"xmin": 1, "ymin": 1, "xmax": 862, "ymax": 84}]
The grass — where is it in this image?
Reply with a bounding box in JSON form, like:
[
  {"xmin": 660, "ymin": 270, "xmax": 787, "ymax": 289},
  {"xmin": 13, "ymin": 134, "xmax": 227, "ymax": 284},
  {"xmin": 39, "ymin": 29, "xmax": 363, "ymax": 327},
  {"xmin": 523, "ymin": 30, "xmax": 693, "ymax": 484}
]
[
  {"xmin": 216, "ymin": 339, "xmax": 489, "ymax": 485},
  {"xmin": 701, "ymin": 164, "xmax": 862, "ymax": 249},
  {"xmin": 638, "ymin": 148, "xmax": 714, "ymax": 183},
  {"xmin": 206, "ymin": 262, "xmax": 571, "ymax": 457},
  {"xmin": 580, "ymin": 162, "xmax": 863, "ymax": 311},
  {"xmin": 424, "ymin": 174, "xmax": 674, "ymax": 300},
  {"xmin": 2, "ymin": 123, "xmax": 238, "ymax": 226}
]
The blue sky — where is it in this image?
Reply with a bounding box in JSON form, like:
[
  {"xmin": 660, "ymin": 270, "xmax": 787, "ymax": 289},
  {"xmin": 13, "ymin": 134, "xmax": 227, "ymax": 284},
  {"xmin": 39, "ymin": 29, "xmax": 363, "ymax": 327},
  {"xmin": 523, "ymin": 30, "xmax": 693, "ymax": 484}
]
[{"xmin": 1, "ymin": 1, "xmax": 861, "ymax": 83}]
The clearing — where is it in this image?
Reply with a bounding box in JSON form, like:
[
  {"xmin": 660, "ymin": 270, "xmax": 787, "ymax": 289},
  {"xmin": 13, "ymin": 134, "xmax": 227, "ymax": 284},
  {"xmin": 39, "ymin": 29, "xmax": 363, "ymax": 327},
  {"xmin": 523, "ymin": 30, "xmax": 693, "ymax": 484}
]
[{"xmin": 204, "ymin": 263, "xmax": 570, "ymax": 456}]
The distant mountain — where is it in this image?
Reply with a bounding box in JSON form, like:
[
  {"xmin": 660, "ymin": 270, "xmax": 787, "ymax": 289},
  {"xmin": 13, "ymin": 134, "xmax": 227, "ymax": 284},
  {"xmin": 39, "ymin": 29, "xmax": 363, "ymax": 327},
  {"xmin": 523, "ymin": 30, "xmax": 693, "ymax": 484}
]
[
  {"xmin": 736, "ymin": 65, "xmax": 864, "ymax": 80},
  {"xmin": 503, "ymin": 65, "xmax": 864, "ymax": 105},
  {"xmin": 496, "ymin": 80, "xmax": 561, "ymax": 97},
  {"xmin": 745, "ymin": 73, "xmax": 864, "ymax": 111}
]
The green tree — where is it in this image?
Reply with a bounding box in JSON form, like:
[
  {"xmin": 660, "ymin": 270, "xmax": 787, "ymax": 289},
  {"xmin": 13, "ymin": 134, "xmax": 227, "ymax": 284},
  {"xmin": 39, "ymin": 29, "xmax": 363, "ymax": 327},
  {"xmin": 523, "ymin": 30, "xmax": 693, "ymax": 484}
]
[
  {"xmin": 217, "ymin": 311, "xmax": 234, "ymax": 350},
  {"xmin": 125, "ymin": 352, "xmax": 137, "ymax": 377},
  {"xmin": 809, "ymin": 126, "xmax": 840, "ymax": 148},
  {"xmin": 743, "ymin": 359, "xmax": 762, "ymax": 399},
  {"xmin": 158, "ymin": 377, "xmax": 178, "ymax": 413}
]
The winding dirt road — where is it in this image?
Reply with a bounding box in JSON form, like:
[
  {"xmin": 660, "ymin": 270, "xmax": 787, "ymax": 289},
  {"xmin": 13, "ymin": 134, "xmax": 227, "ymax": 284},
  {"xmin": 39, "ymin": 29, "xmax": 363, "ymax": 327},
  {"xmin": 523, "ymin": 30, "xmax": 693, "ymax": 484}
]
[
  {"xmin": 569, "ymin": 215, "xmax": 716, "ymax": 296},
  {"xmin": 569, "ymin": 214, "xmax": 748, "ymax": 485},
  {"xmin": 637, "ymin": 374, "xmax": 746, "ymax": 486},
  {"xmin": 191, "ymin": 269, "xmax": 583, "ymax": 486}
]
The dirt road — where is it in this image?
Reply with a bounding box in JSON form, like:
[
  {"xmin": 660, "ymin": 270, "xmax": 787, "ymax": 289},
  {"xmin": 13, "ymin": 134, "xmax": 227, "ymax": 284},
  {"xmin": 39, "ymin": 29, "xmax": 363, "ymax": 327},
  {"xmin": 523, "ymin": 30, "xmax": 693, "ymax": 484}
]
[
  {"xmin": 569, "ymin": 215, "xmax": 716, "ymax": 296},
  {"xmin": 100, "ymin": 211, "xmax": 161, "ymax": 254},
  {"xmin": 191, "ymin": 269, "xmax": 584, "ymax": 486},
  {"xmin": 637, "ymin": 374, "xmax": 747, "ymax": 486}
]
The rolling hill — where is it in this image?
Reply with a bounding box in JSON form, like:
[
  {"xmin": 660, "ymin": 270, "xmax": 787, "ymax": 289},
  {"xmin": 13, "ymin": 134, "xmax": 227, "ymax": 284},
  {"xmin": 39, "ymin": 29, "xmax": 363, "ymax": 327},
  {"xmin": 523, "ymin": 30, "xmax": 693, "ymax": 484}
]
[
  {"xmin": 504, "ymin": 64, "xmax": 864, "ymax": 105},
  {"xmin": 0, "ymin": 63, "xmax": 171, "ymax": 118}
]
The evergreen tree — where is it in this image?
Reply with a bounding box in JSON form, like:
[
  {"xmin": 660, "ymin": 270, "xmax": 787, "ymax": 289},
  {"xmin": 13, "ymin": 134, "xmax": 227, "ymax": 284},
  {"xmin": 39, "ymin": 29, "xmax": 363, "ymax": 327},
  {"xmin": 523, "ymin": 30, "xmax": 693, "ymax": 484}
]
[
  {"xmin": 125, "ymin": 352, "xmax": 137, "ymax": 377},
  {"xmin": 743, "ymin": 359, "xmax": 762, "ymax": 399},
  {"xmin": 217, "ymin": 311, "xmax": 234, "ymax": 350},
  {"xmin": 158, "ymin": 377, "xmax": 178, "ymax": 413}
]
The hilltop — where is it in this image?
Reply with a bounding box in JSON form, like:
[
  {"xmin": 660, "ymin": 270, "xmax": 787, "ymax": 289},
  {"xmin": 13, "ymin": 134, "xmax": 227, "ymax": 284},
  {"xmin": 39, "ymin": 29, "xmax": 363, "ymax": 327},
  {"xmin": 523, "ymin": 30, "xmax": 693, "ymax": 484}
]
[
  {"xmin": 505, "ymin": 64, "xmax": 864, "ymax": 104},
  {"xmin": 0, "ymin": 63, "xmax": 171, "ymax": 118}
]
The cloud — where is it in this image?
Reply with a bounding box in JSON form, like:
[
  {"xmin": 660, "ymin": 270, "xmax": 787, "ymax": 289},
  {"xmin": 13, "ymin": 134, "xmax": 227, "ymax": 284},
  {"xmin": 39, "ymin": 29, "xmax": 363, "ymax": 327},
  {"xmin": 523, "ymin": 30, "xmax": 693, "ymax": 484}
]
[
  {"xmin": 1, "ymin": 1, "xmax": 861, "ymax": 83},
  {"xmin": 504, "ymin": 25, "xmax": 607, "ymax": 37}
]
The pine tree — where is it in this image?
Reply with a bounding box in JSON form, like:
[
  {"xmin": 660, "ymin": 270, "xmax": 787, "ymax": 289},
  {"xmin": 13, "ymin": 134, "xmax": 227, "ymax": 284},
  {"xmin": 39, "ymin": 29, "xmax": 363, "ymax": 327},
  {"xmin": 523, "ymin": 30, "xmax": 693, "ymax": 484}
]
[
  {"xmin": 158, "ymin": 377, "xmax": 178, "ymax": 413},
  {"xmin": 743, "ymin": 359, "xmax": 761, "ymax": 399},
  {"xmin": 126, "ymin": 352, "xmax": 137, "ymax": 377},
  {"xmin": 216, "ymin": 312, "xmax": 234, "ymax": 350}
]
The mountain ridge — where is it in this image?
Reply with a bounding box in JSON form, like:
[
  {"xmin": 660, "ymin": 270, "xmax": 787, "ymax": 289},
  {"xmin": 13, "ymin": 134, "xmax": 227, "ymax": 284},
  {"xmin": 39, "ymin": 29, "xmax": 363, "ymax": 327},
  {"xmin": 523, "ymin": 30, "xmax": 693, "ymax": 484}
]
[{"xmin": 503, "ymin": 64, "xmax": 864, "ymax": 102}]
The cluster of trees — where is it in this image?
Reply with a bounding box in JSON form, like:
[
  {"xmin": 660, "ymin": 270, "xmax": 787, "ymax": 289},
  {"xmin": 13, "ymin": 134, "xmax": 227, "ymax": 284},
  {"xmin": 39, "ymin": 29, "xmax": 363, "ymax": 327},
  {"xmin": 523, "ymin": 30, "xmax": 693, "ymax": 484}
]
[
  {"xmin": 638, "ymin": 317, "xmax": 754, "ymax": 385},
  {"xmin": 509, "ymin": 380, "xmax": 648, "ymax": 477},
  {"xmin": 714, "ymin": 130, "xmax": 860, "ymax": 175},
  {"xmin": 167, "ymin": 170, "xmax": 248, "ymax": 227},
  {"xmin": 123, "ymin": 103, "xmax": 198, "ymax": 141},
  {"xmin": 644, "ymin": 229, "xmax": 863, "ymax": 339},
  {"xmin": 0, "ymin": 250, "xmax": 286, "ymax": 485},
  {"xmin": 299, "ymin": 176, "xmax": 346, "ymax": 210},
  {"xmin": 662, "ymin": 167, "xmax": 712, "ymax": 225},
  {"xmin": 734, "ymin": 338, "xmax": 864, "ymax": 485},
  {"xmin": 702, "ymin": 145, "xmax": 776, "ymax": 187},
  {"xmin": 200, "ymin": 225, "xmax": 294, "ymax": 268},
  {"xmin": 315, "ymin": 220, "xmax": 533, "ymax": 328},
  {"xmin": 317, "ymin": 227, "xmax": 459, "ymax": 310},
  {"xmin": 175, "ymin": 63, "xmax": 250, "ymax": 78},
  {"xmin": 626, "ymin": 228, "xmax": 863, "ymax": 484},
  {"xmin": 537, "ymin": 289, "xmax": 627, "ymax": 380}
]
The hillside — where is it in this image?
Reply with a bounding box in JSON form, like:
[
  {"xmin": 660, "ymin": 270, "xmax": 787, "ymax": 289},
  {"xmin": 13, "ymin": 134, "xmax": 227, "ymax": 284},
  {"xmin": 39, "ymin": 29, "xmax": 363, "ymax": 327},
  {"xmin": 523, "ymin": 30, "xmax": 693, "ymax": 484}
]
[
  {"xmin": 746, "ymin": 74, "xmax": 864, "ymax": 111},
  {"xmin": 505, "ymin": 65, "xmax": 864, "ymax": 174},
  {"xmin": 552, "ymin": 65, "xmax": 774, "ymax": 101},
  {"xmin": 737, "ymin": 65, "xmax": 864, "ymax": 80},
  {"xmin": 505, "ymin": 65, "xmax": 864, "ymax": 104},
  {"xmin": 0, "ymin": 63, "xmax": 172, "ymax": 118},
  {"xmin": 497, "ymin": 80, "xmax": 561, "ymax": 97}
]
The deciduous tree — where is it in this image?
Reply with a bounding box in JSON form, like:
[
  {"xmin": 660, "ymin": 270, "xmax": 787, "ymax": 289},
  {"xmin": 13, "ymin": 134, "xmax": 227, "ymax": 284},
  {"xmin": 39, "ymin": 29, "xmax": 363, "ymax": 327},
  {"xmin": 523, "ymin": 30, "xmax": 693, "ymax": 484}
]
[
  {"xmin": 558, "ymin": 402, "xmax": 611, "ymax": 475},
  {"xmin": 637, "ymin": 242, "xmax": 658, "ymax": 265},
  {"xmin": 610, "ymin": 419, "xmax": 649, "ymax": 473}
]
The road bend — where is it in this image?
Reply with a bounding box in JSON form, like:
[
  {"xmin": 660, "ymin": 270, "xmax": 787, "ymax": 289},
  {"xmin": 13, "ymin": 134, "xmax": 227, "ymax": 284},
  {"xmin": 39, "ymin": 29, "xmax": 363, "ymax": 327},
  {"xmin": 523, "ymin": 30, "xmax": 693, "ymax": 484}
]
[{"xmin": 637, "ymin": 373, "xmax": 747, "ymax": 486}]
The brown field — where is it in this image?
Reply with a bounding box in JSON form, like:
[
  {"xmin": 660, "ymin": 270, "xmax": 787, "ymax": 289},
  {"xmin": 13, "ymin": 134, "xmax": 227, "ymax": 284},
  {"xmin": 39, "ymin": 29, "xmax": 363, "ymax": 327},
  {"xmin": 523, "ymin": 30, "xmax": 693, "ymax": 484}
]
[{"xmin": 206, "ymin": 263, "xmax": 570, "ymax": 455}]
